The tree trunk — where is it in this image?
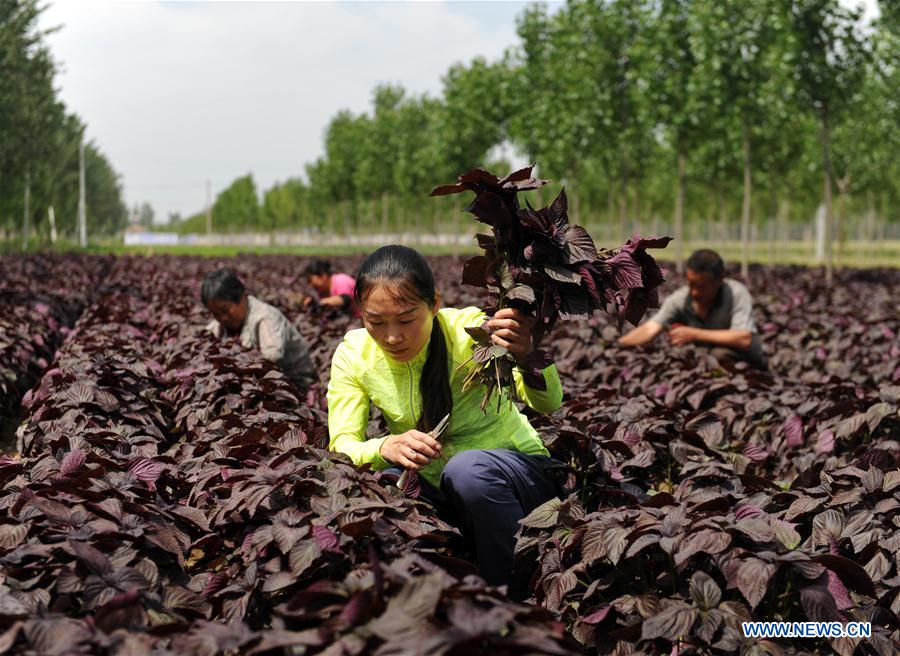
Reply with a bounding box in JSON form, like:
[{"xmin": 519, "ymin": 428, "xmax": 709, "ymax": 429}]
[
  {"xmin": 49, "ymin": 206, "xmax": 58, "ymax": 245},
  {"xmin": 22, "ymin": 170, "xmax": 31, "ymax": 252},
  {"xmin": 674, "ymin": 151, "xmax": 686, "ymax": 275},
  {"xmin": 835, "ymin": 179, "xmax": 848, "ymax": 269},
  {"xmin": 619, "ymin": 181, "xmax": 628, "ymax": 244},
  {"xmin": 821, "ymin": 110, "xmax": 834, "ymax": 287},
  {"xmin": 835, "ymin": 174, "xmax": 850, "ymax": 267},
  {"xmin": 381, "ymin": 193, "xmax": 389, "ymax": 238},
  {"xmin": 740, "ymin": 128, "xmax": 752, "ymax": 280}
]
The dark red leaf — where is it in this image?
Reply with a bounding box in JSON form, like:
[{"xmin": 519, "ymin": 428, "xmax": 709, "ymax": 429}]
[
  {"xmin": 58, "ymin": 449, "xmax": 86, "ymax": 477},
  {"xmin": 784, "ymin": 415, "xmax": 804, "ymax": 447},
  {"xmin": 813, "ymin": 554, "xmax": 877, "ymax": 597},
  {"xmin": 312, "ymin": 525, "xmax": 340, "ymax": 552}
]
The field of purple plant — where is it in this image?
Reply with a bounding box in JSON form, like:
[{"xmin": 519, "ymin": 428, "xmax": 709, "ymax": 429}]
[{"xmin": 0, "ymin": 254, "xmax": 898, "ymax": 655}]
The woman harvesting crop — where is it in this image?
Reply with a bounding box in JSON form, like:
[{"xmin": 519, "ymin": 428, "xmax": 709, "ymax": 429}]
[
  {"xmin": 328, "ymin": 165, "xmax": 669, "ymax": 594},
  {"xmin": 302, "ymin": 259, "xmax": 360, "ymax": 318},
  {"xmin": 326, "ymin": 245, "xmax": 562, "ymax": 593}
]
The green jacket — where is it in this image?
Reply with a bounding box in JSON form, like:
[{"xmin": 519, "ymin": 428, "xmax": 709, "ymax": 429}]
[{"xmin": 326, "ymin": 306, "xmax": 563, "ymax": 487}]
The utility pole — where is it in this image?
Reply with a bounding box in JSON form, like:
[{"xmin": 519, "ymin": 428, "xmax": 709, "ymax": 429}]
[
  {"xmin": 206, "ymin": 179, "xmax": 212, "ymax": 234},
  {"xmin": 22, "ymin": 170, "xmax": 30, "ymax": 251},
  {"xmin": 78, "ymin": 140, "xmax": 87, "ymax": 247}
]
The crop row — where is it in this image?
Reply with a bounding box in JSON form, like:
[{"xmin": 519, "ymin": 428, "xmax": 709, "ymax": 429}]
[
  {"xmin": 1, "ymin": 255, "xmax": 898, "ymax": 655},
  {"xmin": 0, "ymin": 255, "xmax": 112, "ymax": 439},
  {"xmin": 0, "ymin": 255, "xmax": 578, "ymax": 655}
]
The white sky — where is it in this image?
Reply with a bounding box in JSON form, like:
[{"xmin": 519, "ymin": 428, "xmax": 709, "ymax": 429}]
[{"xmin": 40, "ymin": 0, "xmax": 878, "ymax": 223}]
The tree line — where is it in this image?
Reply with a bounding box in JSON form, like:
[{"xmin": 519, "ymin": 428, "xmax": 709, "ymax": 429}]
[
  {"xmin": 10, "ymin": 0, "xmax": 893, "ymax": 276},
  {"xmin": 179, "ymin": 0, "xmax": 897, "ymax": 278},
  {"xmin": 1, "ymin": 0, "xmax": 129, "ymax": 245}
]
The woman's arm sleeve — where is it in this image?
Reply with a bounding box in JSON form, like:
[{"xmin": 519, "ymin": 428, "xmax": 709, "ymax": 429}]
[
  {"xmin": 326, "ymin": 345, "xmax": 390, "ymax": 470},
  {"xmin": 513, "ymin": 363, "xmax": 563, "ymax": 414}
]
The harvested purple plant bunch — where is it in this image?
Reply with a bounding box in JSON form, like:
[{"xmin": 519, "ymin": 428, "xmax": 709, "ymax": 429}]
[{"xmin": 431, "ymin": 165, "xmax": 671, "ymax": 410}]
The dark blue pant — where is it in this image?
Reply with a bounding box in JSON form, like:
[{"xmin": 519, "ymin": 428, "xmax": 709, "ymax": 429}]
[{"xmin": 400, "ymin": 449, "xmax": 559, "ymax": 592}]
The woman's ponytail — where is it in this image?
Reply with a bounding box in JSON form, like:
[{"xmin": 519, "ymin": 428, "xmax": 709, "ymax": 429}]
[{"xmin": 417, "ymin": 315, "xmax": 452, "ymax": 433}]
